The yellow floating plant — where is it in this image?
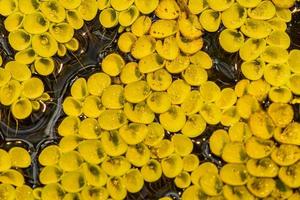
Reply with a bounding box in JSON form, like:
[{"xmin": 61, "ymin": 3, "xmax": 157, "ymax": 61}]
[
  {"xmin": 118, "ymin": 32, "xmax": 137, "ymax": 53},
  {"xmin": 0, "ymin": 147, "xmax": 32, "ymax": 194},
  {"xmin": 23, "ymin": 12, "xmax": 49, "ymax": 34},
  {"xmin": 64, "ymin": 38, "xmax": 79, "ymax": 51},
  {"xmin": 32, "ymin": 33, "xmax": 58, "ymax": 57},
  {"xmin": 199, "ymin": 9, "xmax": 221, "ymax": 32},
  {"xmin": 8, "ymin": 29, "xmax": 31, "ymax": 51},
  {"xmin": 34, "ymin": 57, "xmax": 55, "ymax": 76},
  {"xmin": 0, "ymin": 0, "xmax": 18, "ymax": 16},
  {"xmin": 135, "ymin": 0, "xmax": 158, "ymax": 14},
  {"xmin": 219, "ymin": 29, "xmax": 244, "ymax": 53},
  {"xmin": 4, "ymin": 12, "xmax": 23, "ymax": 32},
  {"xmin": 101, "ymin": 53, "xmax": 125, "ymax": 76},
  {"xmin": 221, "ymin": 3, "xmax": 247, "ymax": 29},
  {"xmin": 49, "ymin": 23, "xmax": 74, "ymax": 43},
  {"xmin": 66, "ymin": 10, "xmax": 84, "ymax": 30},
  {"xmin": 99, "ymin": 8, "xmax": 119, "ymax": 28},
  {"xmin": 8, "ymin": 147, "xmax": 31, "ymax": 168},
  {"xmin": 123, "ymin": 168, "xmax": 144, "ymax": 193},
  {"xmin": 19, "ymin": 0, "xmax": 39, "ymax": 14},
  {"xmin": 118, "ymin": 5, "xmax": 139, "ymax": 27},
  {"xmin": 15, "ymin": 48, "xmax": 36, "ymax": 65}
]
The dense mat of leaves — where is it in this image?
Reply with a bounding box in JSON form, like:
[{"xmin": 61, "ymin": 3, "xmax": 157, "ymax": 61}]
[{"xmin": 0, "ymin": 0, "xmax": 300, "ymax": 199}]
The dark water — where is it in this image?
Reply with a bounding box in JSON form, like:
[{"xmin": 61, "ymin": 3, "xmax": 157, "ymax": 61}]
[{"xmin": 0, "ymin": 4, "xmax": 300, "ymax": 198}]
